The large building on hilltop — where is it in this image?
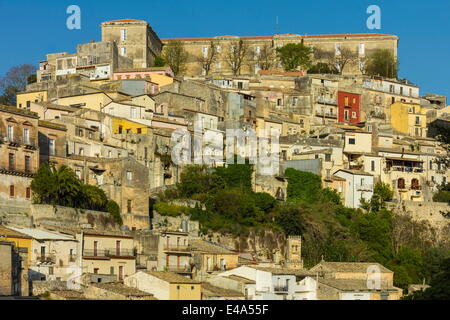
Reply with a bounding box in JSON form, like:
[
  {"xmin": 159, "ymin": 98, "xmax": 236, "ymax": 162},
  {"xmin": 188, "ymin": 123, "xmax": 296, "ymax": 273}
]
[
  {"xmin": 101, "ymin": 19, "xmax": 163, "ymax": 69},
  {"xmin": 161, "ymin": 33, "xmax": 398, "ymax": 76}
]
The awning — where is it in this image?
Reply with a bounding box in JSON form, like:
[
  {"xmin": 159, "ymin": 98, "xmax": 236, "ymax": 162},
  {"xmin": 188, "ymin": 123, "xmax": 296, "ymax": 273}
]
[{"xmin": 385, "ymin": 157, "xmax": 423, "ymax": 163}]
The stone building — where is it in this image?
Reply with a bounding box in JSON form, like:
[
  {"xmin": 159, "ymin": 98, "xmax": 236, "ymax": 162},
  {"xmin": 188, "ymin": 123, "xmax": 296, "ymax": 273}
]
[
  {"xmin": 0, "ymin": 239, "xmax": 29, "ymax": 296},
  {"xmin": 101, "ymin": 19, "xmax": 163, "ymax": 68},
  {"xmin": 162, "ymin": 33, "xmax": 398, "ymax": 76},
  {"xmin": 0, "ymin": 105, "xmax": 40, "ymax": 213}
]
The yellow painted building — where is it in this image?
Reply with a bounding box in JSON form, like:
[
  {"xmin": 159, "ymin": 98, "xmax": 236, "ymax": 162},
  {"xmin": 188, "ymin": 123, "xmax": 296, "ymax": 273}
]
[
  {"xmin": 17, "ymin": 90, "xmax": 48, "ymax": 109},
  {"xmin": 390, "ymin": 102, "xmax": 427, "ymax": 137},
  {"xmin": 111, "ymin": 117, "xmax": 149, "ymax": 134},
  {"xmin": 56, "ymin": 92, "xmax": 127, "ymax": 112},
  {"xmin": 0, "ymin": 225, "xmax": 33, "ymax": 265},
  {"xmin": 124, "ymin": 270, "xmax": 202, "ymax": 300},
  {"xmin": 79, "ymin": 232, "xmax": 136, "ymax": 281}
]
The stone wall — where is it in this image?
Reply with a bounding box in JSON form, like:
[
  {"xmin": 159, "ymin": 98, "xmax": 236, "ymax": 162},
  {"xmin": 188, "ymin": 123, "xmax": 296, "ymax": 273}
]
[
  {"xmin": 0, "ymin": 212, "xmax": 33, "ymax": 227},
  {"xmin": 32, "ymin": 280, "xmax": 68, "ymax": 296},
  {"xmin": 30, "ymin": 204, "xmax": 120, "ymax": 231},
  {"xmin": 390, "ymin": 201, "xmax": 450, "ymax": 232},
  {"xmin": 206, "ymin": 229, "xmax": 287, "ymax": 263},
  {"xmin": 151, "ymin": 211, "xmax": 199, "ymax": 237}
]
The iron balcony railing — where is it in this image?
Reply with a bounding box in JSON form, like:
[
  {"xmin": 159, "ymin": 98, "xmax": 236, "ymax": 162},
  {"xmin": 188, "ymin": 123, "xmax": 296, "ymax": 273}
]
[
  {"xmin": 83, "ymin": 248, "xmax": 136, "ymax": 258},
  {"xmin": 163, "ymin": 245, "xmax": 190, "ymax": 253},
  {"xmin": 166, "ymin": 265, "xmax": 192, "ymax": 273}
]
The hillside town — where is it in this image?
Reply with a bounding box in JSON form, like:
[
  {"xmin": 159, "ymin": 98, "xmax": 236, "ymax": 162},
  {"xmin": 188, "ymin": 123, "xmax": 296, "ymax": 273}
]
[{"xmin": 0, "ymin": 18, "xmax": 449, "ymax": 300}]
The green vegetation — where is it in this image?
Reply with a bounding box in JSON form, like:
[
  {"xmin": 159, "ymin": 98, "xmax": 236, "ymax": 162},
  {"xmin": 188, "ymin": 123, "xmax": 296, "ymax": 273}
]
[
  {"xmin": 31, "ymin": 162, "xmax": 123, "ymax": 225},
  {"xmin": 159, "ymin": 164, "xmax": 450, "ymax": 291},
  {"xmin": 365, "ymin": 49, "xmax": 398, "ymax": 79},
  {"xmin": 153, "ymin": 202, "xmax": 191, "ymax": 217},
  {"xmin": 276, "ymin": 42, "xmax": 313, "ymax": 72},
  {"xmin": 433, "ymin": 183, "xmax": 450, "ymax": 203},
  {"xmin": 153, "ymin": 56, "xmax": 166, "ymax": 67},
  {"xmin": 161, "ymin": 41, "xmax": 188, "ymax": 75}
]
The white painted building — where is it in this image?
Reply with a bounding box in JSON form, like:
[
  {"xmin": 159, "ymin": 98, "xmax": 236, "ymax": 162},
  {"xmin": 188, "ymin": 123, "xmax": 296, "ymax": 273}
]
[{"xmin": 333, "ymin": 169, "xmax": 374, "ymax": 208}]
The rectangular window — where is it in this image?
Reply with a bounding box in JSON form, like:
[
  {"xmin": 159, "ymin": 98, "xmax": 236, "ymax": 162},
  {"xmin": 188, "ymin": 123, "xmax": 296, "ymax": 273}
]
[
  {"xmin": 9, "ymin": 185, "xmax": 15, "ymax": 198},
  {"xmin": 335, "ymin": 44, "xmax": 341, "ymax": 56},
  {"xmin": 7, "ymin": 125, "xmax": 14, "ymax": 141},
  {"xmin": 352, "ymin": 112, "xmax": 357, "ymax": 119},
  {"xmin": 127, "ymin": 200, "xmax": 132, "ymax": 214},
  {"xmin": 121, "ymin": 47, "xmax": 127, "ymax": 56},
  {"xmin": 202, "ymin": 47, "xmax": 208, "ymax": 58},
  {"xmin": 389, "ymin": 85, "xmax": 395, "ymax": 93},
  {"xmin": 25, "ymin": 156, "xmax": 31, "ymax": 173},
  {"xmin": 26, "ymin": 187, "xmax": 31, "ymax": 200},
  {"xmin": 127, "ymin": 171, "xmax": 133, "ymax": 183},
  {"xmin": 371, "ymin": 160, "xmax": 375, "ymax": 172},
  {"xmin": 120, "ymin": 29, "xmax": 127, "ymax": 41},
  {"xmin": 49, "ymin": 139, "xmax": 55, "ymax": 156},
  {"xmin": 358, "ymin": 43, "xmax": 365, "ymax": 55},
  {"xmin": 344, "ymin": 96, "xmax": 349, "ymax": 106},
  {"xmin": 130, "ymin": 107, "xmax": 137, "ymax": 119},
  {"xmin": 23, "ymin": 128, "xmax": 30, "ymax": 145},
  {"xmin": 9, "ymin": 153, "xmax": 15, "ymax": 170},
  {"xmin": 400, "ymin": 87, "xmax": 404, "ymax": 95},
  {"xmin": 348, "ymin": 138, "xmax": 356, "ymax": 145},
  {"xmin": 255, "ymin": 46, "xmax": 260, "ymax": 56}
]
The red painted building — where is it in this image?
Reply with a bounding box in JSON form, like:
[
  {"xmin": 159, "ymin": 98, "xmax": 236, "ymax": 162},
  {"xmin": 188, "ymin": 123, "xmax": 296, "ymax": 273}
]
[{"xmin": 338, "ymin": 91, "xmax": 361, "ymax": 123}]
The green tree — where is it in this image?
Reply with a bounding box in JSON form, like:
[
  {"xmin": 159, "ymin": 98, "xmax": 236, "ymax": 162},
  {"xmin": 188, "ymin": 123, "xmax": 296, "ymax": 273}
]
[
  {"xmin": 308, "ymin": 62, "xmax": 339, "ymax": 74},
  {"xmin": 276, "ymin": 42, "xmax": 313, "ymax": 72},
  {"xmin": 81, "ymin": 184, "xmax": 108, "ymax": 211},
  {"xmin": 30, "ymin": 162, "xmax": 58, "ymax": 204},
  {"xmin": 153, "ymin": 56, "xmax": 166, "ymax": 67},
  {"xmin": 162, "ymin": 41, "xmax": 188, "ymax": 75},
  {"xmin": 404, "ymin": 257, "xmax": 450, "ymax": 300},
  {"xmin": 106, "ymin": 200, "xmax": 123, "ymax": 225},
  {"xmin": 365, "ymin": 49, "xmax": 398, "ymax": 78},
  {"xmin": 51, "ymin": 165, "xmax": 82, "ymax": 207},
  {"xmin": 284, "ymin": 168, "xmax": 322, "ymax": 203}
]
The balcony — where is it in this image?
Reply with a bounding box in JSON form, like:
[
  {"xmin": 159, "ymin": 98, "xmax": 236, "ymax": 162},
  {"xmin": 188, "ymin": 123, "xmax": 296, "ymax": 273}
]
[
  {"xmin": 38, "ymin": 254, "xmax": 56, "ymax": 264},
  {"xmin": 273, "ymin": 286, "xmax": 289, "ymax": 293},
  {"xmin": 315, "ymin": 111, "xmax": 337, "ymax": 119},
  {"xmin": 369, "ymin": 111, "xmax": 386, "ymax": 120},
  {"xmin": 83, "ymin": 249, "xmax": 136, "ymax": 258},
  {"xmin": 166, "ymin": 265, "xmax": 192, "ymax": 273},
  {"xmin": 316, "ymin": 96, "xmax": 337, "ymax": 105},
  {"xmin": 386, "ymin": 166, "xmax": 423, "ymax": 173},
  {"xmin": 163, "ymin": 245, "xmax": 190, "ymax": 253}
]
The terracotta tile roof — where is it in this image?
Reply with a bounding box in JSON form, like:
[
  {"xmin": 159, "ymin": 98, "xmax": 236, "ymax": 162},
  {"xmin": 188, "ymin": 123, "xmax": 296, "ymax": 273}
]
[
  {"xmin": 162, "ymin": 33, "xmax": 396, "ymax": 42},
  {"xmin": 311, "ymin": 261, "xmax": 393, "ymax": 273},
  {"xmin": 202, "ymin": 282, "xmax": 244, "ymax": 297},
  {"xmin": 38, "ymin": 120, "xmax": 67, "ymax": 131},
  {"xmin": 318, "ymin": 278, "xmax": 397, "ymax": 291},
  {"xmin": 91, "ymin": 283, "xmax": 156, "ymax": 298},
  {"xmin": 142, "ymin": 271, "xmax": 201, "ymax": 284},
  {"xmin": 0, "ymin": 225, "xmax": 32, "ymax": 239},
  {"xmin": 250, "ymin": 266, "xmax": 314, "ymax": 276},
  {"xmin": 103, "ymin": 19, "xmax": 146, "ymax": 24},
  {"xmin": 0, "ymin": 105, "xmax": 39, "ymax": 119},
  {"xmin": 190, "ymin": 239, "xmax": 236, "ymax": 255}
]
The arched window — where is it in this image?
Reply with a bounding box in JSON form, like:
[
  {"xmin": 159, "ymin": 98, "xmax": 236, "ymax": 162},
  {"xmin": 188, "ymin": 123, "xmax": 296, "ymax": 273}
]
[
  {"xmin": 397, "ymin": 178, "xmax": 405, "ymax": 189},
  {"xmin": 411, "ymin": 178, "xmax": 420, "ymax": 190}
]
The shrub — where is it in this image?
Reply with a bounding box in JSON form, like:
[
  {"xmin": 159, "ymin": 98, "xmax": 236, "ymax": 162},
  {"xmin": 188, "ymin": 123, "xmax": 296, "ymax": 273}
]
[{"xmin": 154, "ymin": 202, "xmax": 191, "ymax": 217}]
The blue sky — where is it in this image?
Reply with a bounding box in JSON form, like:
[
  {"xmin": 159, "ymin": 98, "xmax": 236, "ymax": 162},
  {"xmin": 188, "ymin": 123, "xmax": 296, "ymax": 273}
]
[{"xmin": 0, "ymin": 0, "xmax": 449, "ymax": 98}]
